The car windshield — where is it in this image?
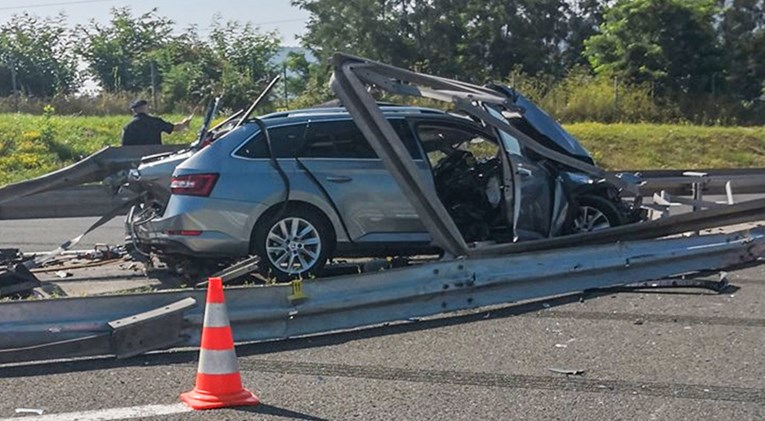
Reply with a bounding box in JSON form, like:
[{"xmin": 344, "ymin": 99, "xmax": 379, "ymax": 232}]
[{"xmin": 514, "ymin": 94, "xmax": 591, "ymax": 160}]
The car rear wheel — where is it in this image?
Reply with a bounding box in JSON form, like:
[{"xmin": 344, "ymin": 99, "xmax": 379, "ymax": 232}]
[
  {"xmin": 253, "ymin": 206, "xmax": 334, "ymax": 281},
  {"xmin": 571, "ymin": 195, "xmax": 626, "ymax": 233}
]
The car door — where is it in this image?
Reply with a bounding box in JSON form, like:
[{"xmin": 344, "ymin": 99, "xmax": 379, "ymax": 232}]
[
  {"xmin": 296, "ymin": 118, "xmax": 432, "ymax": 243},
  {"xmin": 484, "ymin": 105, "xmax": 554, "ymax": 239},
  {"xmin": 414, "ymin": 116, "xmax": 553, "ymax": 241}
]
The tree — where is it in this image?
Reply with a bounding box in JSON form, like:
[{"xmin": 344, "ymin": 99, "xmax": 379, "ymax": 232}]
[
  {"xmin": 0, "ymin": 12, "xmax": 79, "ymax": 96},
  {"xmin": 292, "ymin": 0, "xmax": 412, "ymax": 66},
  {"xmin": 562, "ymin": 0, "xmax": 605, "ymax": 69},
  {"xmin": 157, "ymin": 26, "xmax": 223, "ymax": 109},
  {"xmin": 77, "ymin": 7, "xmax": 175, "ymax": 92},
  {"xmin": 294, "ymin": 0, "xmax": 591, "ymax": 82},
  {"xmin": 719, "ymin": 0, "xmax": 765, "ymax": 102},
  {"xmin": 77, "ymin": 8, "xmax": 282, "ymax": 110},
  {"xmin": 460, "ymin": 0, "xmax": 572, "ymax": 78},
  {"xmin": 206, "ymin": 16, "xmax": 281, "ymax": 110},
  {"xmin": 584, "ymin": 0, "xmax": 723, "ymax": 95}
]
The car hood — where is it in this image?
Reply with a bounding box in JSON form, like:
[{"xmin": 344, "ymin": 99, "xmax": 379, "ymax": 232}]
[
  {"xmin": 487, "ymin": 84, "xmax": 593, "ymax": 163},
  {"xmin": 512, "ymin": 94, "xmax": 592, "ymax": 161}
]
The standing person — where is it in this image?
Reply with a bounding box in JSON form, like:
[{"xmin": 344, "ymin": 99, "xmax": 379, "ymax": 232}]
[{"xmin": 121, "ymin": 99, "xmax": 192, "ymax": 146}]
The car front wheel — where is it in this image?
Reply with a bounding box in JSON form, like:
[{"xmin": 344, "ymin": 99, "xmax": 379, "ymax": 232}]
[
  {"xmin": 253, "ymin": 206, "xmax": 334, "ymax": 280},
  {"xmin": 570, "ymin": 195, "xmax": 626, "ymax": 234}
]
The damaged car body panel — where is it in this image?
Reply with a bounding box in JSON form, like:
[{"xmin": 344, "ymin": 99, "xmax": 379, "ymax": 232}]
[
  {"xmin": 326, "ymin": 53, "xmax": 765, "ymax": 259},
  {"xmin": 131, "ymin": 120, "xmax": 354, "ymax": 258}
]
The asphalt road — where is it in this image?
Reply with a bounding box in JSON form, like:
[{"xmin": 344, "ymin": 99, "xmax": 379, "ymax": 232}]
[
  {"xmin": 0, "ymin": 265, "xmax": 764, "ymax": 420},
  {"xmin": 0, "ymin": 217, "xmax": 125, "ymax": 252},
  {"xmin": 1, "ymin": 210, "xmax": 765, "ymax": 419}
]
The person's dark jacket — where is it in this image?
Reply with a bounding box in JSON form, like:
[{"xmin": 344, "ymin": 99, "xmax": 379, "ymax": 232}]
[{"xmin": 121, "ymin": 113, "xmax": 174, "ymax": 146}]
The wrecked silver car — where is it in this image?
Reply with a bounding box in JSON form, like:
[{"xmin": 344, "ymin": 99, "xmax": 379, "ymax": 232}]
[{"xmin": 125, "ymin": 64, "xmax": 644, "ymax": 280}]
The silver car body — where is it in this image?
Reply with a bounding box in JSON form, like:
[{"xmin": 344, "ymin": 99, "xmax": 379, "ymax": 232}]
[{"xmin": 133, "ymin": 106, "xmax": 632, "ymax": 262}]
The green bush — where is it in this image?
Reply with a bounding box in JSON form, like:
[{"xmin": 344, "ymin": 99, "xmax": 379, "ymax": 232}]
[{"xmin": 505, "ymin": 67, "xmax": 667, "ymax": 124}]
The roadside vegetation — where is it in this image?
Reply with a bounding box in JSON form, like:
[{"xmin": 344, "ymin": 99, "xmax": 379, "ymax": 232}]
[
  {"xmin": 0, "ymin": 1, "xmax": 764, "ymax": 124},
  {"xmin": 1, "ymin": 112, "xmax": 764, "ymax": 186},
  {"xmin": 0, "ymin": 1, "xmax": 764, "ymax": 185},
  {"xmin": 567, "ymin": 123, "xmax": 765, "ymax": 170},
  {"xmin": 0, "ymin": 111, "xmax": 197, "ymax": 185}
]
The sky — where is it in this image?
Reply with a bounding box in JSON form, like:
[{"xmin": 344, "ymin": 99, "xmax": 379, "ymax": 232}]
[{"xmin": 0, "ymin": 0, "xmax": 311, "ymax": 45}]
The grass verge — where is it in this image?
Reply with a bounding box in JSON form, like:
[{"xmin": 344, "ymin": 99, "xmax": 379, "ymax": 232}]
[
  {"xmin": 0, "ymin": 113, "xmax": 197, "ymax": 185},
  {"xmin": 0, "ymin": 114, "xmax": 763, "ymax": 186}
]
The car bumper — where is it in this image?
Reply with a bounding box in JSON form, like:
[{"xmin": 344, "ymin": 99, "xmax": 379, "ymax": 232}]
[{"xmin": 132, "ymin": 195, "xmax": 267, "ymax": 257}]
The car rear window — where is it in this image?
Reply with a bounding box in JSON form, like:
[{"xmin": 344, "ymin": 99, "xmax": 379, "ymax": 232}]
[{"xmin": 234, "ymin": 123, "xmax": 307, "ymax": 159}]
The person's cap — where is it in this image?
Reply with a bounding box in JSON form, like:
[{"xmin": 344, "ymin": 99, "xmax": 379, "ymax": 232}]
[{"xmin": 130, "ymin": 99, "xmax": 148, "ymax": 109}]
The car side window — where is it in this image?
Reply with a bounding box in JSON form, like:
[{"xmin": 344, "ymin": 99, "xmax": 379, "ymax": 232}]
[
  {"xmin": 234, "ymin": 123, "xmax": 307, "ymax": 159},
  {"xmin": 301, "ymin": 120, "xmax": 374, "ymax": 159},
  {"xmin": 301, "ymin": 119, "xmax": 421, "ymax": 159},
  {"xmin": 416, "ymin": 123, "xmax": 499, "ymax": 167}
]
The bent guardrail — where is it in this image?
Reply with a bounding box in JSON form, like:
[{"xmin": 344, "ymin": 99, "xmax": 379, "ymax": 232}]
[
  {"xmin": 1, "ymin": 227, "xmax": 763, "ymax": 364},
  {"xmin": 0, "ymin": 145, "xmax": 184, "ymax": 207}
]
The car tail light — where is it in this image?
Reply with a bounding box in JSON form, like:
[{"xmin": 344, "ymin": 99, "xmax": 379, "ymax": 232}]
[{"xmin": 170, "ymin": 173, "xmax": 219, "ymax": 197}]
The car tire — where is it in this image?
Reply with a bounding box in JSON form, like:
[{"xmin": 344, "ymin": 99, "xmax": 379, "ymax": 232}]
[
  {"xmin": 570, "ymin": 195, "xmax": 626, "ymax": 233},
  {"xmin": 252, "ymin": 205, "xmax": 334, "ymax": 281}
]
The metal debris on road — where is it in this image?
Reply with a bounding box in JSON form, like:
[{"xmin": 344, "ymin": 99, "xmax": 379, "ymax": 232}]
[
  {"xmin": 14, "ymin": 408, "xmax": 44, "ymax": 415},
  {"xmin": 548, "ymin": 368, "xmax": 586, "ymax": 376}
]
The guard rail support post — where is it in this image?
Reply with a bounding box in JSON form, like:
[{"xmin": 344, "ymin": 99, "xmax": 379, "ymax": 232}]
[{"xmin": 683, "ymin": 171, "xmax": 709, "ymax": 235}]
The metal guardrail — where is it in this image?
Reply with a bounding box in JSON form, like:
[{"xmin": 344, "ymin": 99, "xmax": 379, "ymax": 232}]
[
  {"xmin": 1, "ymin": 227, "xmax": 763, "ymax": 364},
  {"xmin": 0, "ymin": 185, "xmax": 136, "ymax": 220},
  {"xmin": 0, "ymin": 144, "xmax": 185, "ymax": 205},
  {"xmin": 635, "ymin": 168, "xmax": 765, "ymax": 196},
  {"xmin": 2, "ymin": 56, "xmax": 765, "ymax": 366},
  {"xmin": 1, "ymin": 169, "xmax": 764, "ymax": 220}
]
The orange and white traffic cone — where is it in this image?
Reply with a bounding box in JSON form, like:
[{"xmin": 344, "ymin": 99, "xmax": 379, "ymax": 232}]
[{"xmin": 180, "ymin": 277, "xmax": 260, "ymax": 410}]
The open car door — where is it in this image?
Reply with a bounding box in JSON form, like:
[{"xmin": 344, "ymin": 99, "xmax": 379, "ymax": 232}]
[{"xmin": 482, "ymin": 104, "xmax": 521, "ymax": 241}]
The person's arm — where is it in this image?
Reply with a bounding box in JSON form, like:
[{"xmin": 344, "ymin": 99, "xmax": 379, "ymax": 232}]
[
  {"xmin": 172, "ymin": 115, "xmax": 193, "ymax": 132},
  {"xmin": 155, "ymin": 115, "xmax": 191, "ymax": 134}
]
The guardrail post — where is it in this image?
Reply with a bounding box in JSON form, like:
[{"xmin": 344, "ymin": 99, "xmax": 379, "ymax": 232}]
[{"xmin": 683, "ymin": 171, "xmax": 709, "ymax": 235}]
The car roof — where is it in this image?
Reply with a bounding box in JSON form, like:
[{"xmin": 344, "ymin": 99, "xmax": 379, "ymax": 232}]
[{"xmin": 256, "ymin": 105, "xmax": 455, "ymax": 127}]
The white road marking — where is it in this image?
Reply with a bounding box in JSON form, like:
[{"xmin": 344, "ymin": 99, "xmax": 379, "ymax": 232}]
[{"xmin": 1, "ymin": 403, "xmax": 192, "ymax": 421}]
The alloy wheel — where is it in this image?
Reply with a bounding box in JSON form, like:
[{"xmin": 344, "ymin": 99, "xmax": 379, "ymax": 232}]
[
  {"xmin": 265, "ymin": 217, "xmax": 322, "ymax": 275},
  {"xmin": 572, "ymin": 205, "xmax": 612, "ymax": 233}
]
